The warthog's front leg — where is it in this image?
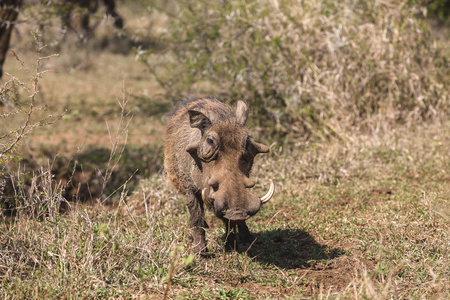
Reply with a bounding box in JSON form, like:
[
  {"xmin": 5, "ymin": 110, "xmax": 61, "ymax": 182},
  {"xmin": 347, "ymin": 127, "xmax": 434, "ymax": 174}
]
[
  {"xmin": 186, "ymin": 192, "xmax": 208, "ymax": 254},
  {"xmin": 223, "ymin": 220, "xmax": 255, "ymax": 251},
  {"xmin": 222, "ymin": 220, "xmax": 237, "ymax": 251},
  {"xmin": 237, "ymin": 222, "xmax": 254, "ymax": 246}
]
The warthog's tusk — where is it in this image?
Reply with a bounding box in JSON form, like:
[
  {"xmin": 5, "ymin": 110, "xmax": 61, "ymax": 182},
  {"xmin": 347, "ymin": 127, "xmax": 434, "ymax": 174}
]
[
  {"xmin": 202, "ymin": 188, "xmax": 213, "ymax": 208},
  {"xmin": 260, "ymin": 180, "xmax": 275, "ymax": 204}
]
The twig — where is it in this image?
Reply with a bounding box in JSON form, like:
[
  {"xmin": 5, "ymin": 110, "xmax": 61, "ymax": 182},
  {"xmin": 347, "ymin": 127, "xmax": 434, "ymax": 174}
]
[{"xmin": 163, "ymin": 243, "xmax": 179, "ymax": 300}]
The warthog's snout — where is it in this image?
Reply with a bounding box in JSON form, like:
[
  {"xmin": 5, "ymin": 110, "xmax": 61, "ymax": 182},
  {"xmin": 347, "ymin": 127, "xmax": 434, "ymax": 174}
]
[
  {"xmin": 202, "ymin": 180, "xmax": 275, "ymax": 221},
  {"xmin": 223, "ymin": 210, "xmax": 250, "ymax": 221}
]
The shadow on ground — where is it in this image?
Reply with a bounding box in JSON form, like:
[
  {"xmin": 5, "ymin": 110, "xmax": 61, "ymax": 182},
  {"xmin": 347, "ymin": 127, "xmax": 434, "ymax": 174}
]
[
  {"xmin": 51, "ymin": 143, "xmax": 164, "ymax": 202},
  {"xmin": 1, "ymin": 143, "xmax": 164, "ymax": 215},
  {"xmin": 246, "ymin": 229, "xmax": 345, "ymax": 269},
  {"xmin": 228, "ymin": 228, "xmax": 371, "ymax": 296}
]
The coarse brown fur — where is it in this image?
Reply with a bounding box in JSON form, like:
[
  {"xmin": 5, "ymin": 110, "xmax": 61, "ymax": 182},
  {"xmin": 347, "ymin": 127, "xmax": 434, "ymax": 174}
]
[{"xmin": 164, "ymin": 97, "xmax": 271, "ymax": 255}]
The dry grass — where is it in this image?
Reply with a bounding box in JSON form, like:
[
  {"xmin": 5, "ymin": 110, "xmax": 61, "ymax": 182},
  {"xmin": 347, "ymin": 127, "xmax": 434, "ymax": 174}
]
[
  {"xmin": 1, "ymin": 0, "xmax": 449, "ymax": 299},
  {"xmin": 1, "ymin": 120, "xmax": 448, "ymax": 298},
  {"xmin": 153, "ymin": 0, "xmax": 449, "ymax": 138}
]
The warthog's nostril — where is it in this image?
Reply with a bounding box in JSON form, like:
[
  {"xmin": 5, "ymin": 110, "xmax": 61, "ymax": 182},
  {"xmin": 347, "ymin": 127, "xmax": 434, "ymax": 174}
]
[{"xmin": 223, "ymin": 210, "xmax": 250, "ymax": 221}]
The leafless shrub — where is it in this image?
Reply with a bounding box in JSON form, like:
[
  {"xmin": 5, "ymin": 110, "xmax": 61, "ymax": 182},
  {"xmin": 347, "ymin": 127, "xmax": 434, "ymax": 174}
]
[
  {"xmin": 0, "ymin": 33, "xmax": 64, "ymax": 214},
  {"xmin": 0, "ymin": 33, "xmax": 62, "ymax": 156},
  {"xmin": 0, "ymin": 34, "xmax": 135, "ymax": 214}
]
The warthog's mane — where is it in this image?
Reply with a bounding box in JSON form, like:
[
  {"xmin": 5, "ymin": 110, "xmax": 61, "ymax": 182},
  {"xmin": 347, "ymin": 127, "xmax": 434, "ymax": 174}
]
[{"xmin": 170, "ymin": 96, "xmax": 223, "ymax": 117}]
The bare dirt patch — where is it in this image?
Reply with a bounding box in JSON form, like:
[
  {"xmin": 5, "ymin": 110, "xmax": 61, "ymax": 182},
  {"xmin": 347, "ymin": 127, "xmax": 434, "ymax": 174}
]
[
  {"xmin": 245, "ymin": 229, "xmax": 374, "ymax": 296},
  {"xmin": 296, "ymin": 255, "xmax": 374, "ymax": 295},
  {"xmin": 227, "ymin": 280, "xmax": 292, "ymax": 299},
  {"xmin": 217, "ymin": 251, "xmax": 374, "ymax": 298}
]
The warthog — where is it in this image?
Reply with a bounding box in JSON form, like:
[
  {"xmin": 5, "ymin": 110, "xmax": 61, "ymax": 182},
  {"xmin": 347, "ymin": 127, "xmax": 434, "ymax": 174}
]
[{"xmin": 164, "ymin": 98, "xmax": 274, "ymax": 254}]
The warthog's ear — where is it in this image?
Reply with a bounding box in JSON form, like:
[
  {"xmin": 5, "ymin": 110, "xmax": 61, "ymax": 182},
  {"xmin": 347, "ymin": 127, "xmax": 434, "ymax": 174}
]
[
  {"xmin": 236, "ymin": 100, "xmax": 249, "ymax": 126},
  {"xmin": 253, "ymin": 142, "xmax": 270, "ymax": 154},
  {"xmin": 188, "ymin": 110, "xmax": 212, "ymax": 134},
  {"xmin": 248, "ymin": 138, "xmax": 270, "ymax": 154}
]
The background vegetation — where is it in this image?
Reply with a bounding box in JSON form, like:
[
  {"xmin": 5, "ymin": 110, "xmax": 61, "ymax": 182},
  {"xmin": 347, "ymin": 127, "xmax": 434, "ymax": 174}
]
[
  {"xmin": 151, "ymin": 0, "xmax": 448, "ymax": 138},
  {"xmin": 1, "ymin": 0, "xmax": 449, "ymax": 298}
]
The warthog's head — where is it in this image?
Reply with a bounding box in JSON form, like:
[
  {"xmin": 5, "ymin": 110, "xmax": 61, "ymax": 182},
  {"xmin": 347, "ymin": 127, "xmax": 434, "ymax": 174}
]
[{"xmin": 186, "ymin": 101, "xmax": 274, "ymax": 223}]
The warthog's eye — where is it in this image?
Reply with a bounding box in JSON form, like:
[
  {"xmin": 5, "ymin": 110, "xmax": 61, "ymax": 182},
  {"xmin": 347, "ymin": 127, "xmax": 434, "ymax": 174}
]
[
  {"xmin": 198, "ymin": 135, "xmax": 220, "ymax": 161},
  {"xmin": 208, "ymin": 178, "xmax": 219, "ymax": 192}
]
